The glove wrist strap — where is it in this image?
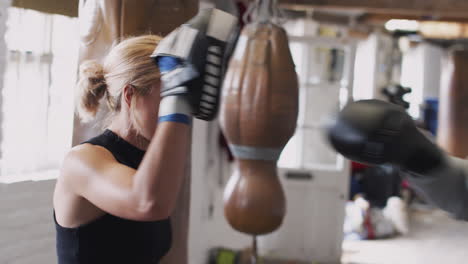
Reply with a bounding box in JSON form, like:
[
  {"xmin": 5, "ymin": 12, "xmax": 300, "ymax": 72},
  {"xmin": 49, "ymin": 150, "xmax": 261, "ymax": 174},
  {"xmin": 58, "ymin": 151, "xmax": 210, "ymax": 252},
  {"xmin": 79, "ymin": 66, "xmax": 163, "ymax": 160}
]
[{"xmin": 158, "ymin": 96, "xmax": 192, "ymax": 125}]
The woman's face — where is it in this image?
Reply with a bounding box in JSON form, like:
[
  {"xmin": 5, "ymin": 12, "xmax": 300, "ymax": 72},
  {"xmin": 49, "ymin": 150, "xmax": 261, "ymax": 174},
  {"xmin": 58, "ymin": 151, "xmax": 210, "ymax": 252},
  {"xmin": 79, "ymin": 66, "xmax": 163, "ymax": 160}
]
[{"xmin": 132, "ymin": 81, "xmax": 161, "ymax": 140}]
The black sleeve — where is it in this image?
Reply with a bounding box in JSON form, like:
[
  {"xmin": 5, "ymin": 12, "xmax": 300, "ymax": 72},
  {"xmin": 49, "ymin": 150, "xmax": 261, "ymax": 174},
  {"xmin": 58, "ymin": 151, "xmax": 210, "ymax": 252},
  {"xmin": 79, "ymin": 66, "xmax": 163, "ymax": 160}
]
[{"xmin": 406, "ymin": 156, "xmax": 468, "ymax": 221}]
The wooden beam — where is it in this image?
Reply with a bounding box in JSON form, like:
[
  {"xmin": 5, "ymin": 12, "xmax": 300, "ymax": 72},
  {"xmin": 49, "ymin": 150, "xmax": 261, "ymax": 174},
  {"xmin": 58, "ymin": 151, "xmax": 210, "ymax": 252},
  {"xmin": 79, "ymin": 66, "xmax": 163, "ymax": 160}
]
[
  {"xmin": 359, "ymin": 13, "xmax": 468, "ymax": 24},
  {"xmin": 312, "ymin": 10, "xmax": 353, "ymax": 25},
  {"xmin": 12, "ymin": 0, "xmax": 78, "ymax": 17},
  {"xmin": 284, "ymin": 9, "xmax": 354, "ymax": 25},
  {"xmin": 279, "ymin": 0, "xmax": 468, "ymax": 18}
]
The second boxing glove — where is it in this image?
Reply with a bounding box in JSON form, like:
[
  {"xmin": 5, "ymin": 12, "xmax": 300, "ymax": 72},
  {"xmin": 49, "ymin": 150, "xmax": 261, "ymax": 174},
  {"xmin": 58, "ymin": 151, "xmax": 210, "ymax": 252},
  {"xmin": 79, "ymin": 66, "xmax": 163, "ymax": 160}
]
[
  {"xmin": 327, "ymin": 99, "xmax": 445, "ymax": 174},
  {"xmin": 327, "ymin": 99, "xmax": 468, "ymax": 221},
  {"xmin": 151, "ymin": 8, "xmax": 238, "ymax": 121}
]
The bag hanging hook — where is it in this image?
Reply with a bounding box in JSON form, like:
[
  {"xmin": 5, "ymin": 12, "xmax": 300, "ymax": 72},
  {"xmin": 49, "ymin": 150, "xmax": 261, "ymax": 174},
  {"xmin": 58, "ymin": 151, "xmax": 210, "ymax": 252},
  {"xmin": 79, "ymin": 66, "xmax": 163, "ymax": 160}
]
[{"xmin": 243, "ymin": 0, "xmax": 286, "ymax": 25}]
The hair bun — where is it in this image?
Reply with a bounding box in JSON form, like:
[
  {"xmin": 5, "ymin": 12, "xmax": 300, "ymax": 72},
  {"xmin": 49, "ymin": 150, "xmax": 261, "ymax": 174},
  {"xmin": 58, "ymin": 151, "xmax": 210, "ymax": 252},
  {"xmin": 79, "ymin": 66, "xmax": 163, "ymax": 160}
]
[{"xmin": 76, "ymin": 60, "xmax": 108, "ymax": 123}]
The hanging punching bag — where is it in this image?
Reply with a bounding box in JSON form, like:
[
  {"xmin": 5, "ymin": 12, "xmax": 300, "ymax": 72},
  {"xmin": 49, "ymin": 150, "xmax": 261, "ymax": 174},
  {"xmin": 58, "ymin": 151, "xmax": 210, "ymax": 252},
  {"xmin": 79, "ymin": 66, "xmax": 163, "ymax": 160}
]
[
  {"xmin": 437, "ymin": 47, "xmax": 468, "ymax": 158},
  {"xmin": 220, "ymin": 20, "xmax": 299, "ymax": 235}
]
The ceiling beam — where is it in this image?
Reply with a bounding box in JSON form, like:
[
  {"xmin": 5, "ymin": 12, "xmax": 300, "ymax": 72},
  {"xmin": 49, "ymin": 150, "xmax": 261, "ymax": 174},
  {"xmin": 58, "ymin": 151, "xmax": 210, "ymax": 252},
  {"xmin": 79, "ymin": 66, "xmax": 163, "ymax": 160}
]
[
  {"xmin": 12, "ymin": 0, "xmax": 78, "ymax": 17},
  {"xmin": 279, "ymin": 0, "xmax": 468, "ymax": 18},
  {"xmin": 359, "ymin": 13, "xmax": 468, "ymax": 24},
  {"xmin": 284, "ymin": 9, "xmax": 354, "ymax": 25}
]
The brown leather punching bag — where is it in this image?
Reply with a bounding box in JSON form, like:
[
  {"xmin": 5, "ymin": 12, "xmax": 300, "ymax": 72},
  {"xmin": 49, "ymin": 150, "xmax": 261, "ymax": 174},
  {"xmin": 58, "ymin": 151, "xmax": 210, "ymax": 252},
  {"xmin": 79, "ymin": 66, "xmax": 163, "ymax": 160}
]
[
  {"xmin": 220, "ymin": 22, "xmax": 298, "ymax": 235},
  {"xmin": 437, "ymin": 47, "xmax": 468, "ymax": 158}
]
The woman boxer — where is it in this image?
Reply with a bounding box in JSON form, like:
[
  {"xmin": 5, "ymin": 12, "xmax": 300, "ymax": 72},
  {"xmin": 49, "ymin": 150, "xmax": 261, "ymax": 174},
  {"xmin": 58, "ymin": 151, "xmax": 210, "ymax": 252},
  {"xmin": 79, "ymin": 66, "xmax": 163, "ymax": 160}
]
[{"xmin": 53, "ymin": 35, "xmax": 192, "ymax": 264}]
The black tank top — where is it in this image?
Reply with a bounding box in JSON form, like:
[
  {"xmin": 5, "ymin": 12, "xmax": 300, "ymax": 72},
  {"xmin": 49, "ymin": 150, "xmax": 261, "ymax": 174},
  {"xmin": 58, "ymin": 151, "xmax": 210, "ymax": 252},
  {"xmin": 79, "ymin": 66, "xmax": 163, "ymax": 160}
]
[{"xmin": 54, "ymin": 129, "xmax": 172, "ymax": 264}]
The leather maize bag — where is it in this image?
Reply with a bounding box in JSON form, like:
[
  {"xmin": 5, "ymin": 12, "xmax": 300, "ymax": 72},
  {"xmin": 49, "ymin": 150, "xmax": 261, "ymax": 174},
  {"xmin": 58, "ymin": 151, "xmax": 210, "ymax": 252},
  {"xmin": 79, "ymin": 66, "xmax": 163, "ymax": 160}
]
[
  {"xmin": 220, "ymin": 22, "xmax": 298, "ymax": 235},
  {"xmin": 437, "ymin": 47, "xmax": 468, "ymax": 158}
]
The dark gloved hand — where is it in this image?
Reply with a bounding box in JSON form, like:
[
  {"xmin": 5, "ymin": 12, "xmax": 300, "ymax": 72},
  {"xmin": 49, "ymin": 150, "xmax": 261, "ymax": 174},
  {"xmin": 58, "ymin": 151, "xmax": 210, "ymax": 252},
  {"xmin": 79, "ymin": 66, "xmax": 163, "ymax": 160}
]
[
  {"xmin": 151, "ymin": 8, "xmax": 238, "ymax": 121},
  {"xmin": 326, "ymin": 99, "xmax": 446, "ymax": 174}
]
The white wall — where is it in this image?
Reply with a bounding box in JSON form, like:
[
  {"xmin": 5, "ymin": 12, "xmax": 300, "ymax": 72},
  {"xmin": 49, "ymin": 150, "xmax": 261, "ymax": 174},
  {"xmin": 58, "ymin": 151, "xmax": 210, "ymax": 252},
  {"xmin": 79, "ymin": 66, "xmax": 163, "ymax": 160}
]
[
  {"xmin": 353, "ymin": 32, "xmax": 443, "ymax": 119},
  {"xmin": 0, "ymin": 0, "xmax": 10, "ymax": 160},
  {"xmin": 422, "ymin": 43, "xmax": 444, "ymax": 99},
  {"xmin": 189, "ymin": 120, "xmax": 252, "ymax": 264},
  {"xmin": 401, "ymin": 44, "xmax": 425, "ymax": 118},
  {"xmin": 352, "ymin": 33, "xmax": 380, "ymax": 100},
  {"xmin": 0, "ymin": 2, "xmax": 57, "ymax": 263},
  {"xmin": 401, "ymin": 43, "xmax": 443, "ymax": 118}
]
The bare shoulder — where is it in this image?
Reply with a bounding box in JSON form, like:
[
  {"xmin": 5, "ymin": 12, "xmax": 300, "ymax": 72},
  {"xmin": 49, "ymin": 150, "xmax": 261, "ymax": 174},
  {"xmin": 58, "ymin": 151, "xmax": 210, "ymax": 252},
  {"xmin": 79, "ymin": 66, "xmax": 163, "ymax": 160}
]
[
  {"xmin": 55, "ymin": 144, "xmax": 118, "ymax": 226},
  {"xmin": 66, "ymin": 143, "xmax": 116, "ymax": 164},
  {"xmin": 60, "ymin": 144, "xmax": 117, "ymax": 188}
]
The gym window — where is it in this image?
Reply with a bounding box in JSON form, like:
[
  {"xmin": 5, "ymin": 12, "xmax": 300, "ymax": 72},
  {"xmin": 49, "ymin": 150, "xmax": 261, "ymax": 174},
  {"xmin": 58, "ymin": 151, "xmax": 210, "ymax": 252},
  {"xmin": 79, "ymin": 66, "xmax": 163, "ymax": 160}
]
[{"xmin": 0, "ymin": 7, "xmax": 78, "ymax": 183}]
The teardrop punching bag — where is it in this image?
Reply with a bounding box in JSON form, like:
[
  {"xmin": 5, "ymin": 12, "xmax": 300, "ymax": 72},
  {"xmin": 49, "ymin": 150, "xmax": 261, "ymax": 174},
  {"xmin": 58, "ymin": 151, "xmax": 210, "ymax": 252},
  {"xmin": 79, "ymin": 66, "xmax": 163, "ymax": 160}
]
[
  {"xmin": 220, "ymin": 22, "xmax": 299, "ymax": 235},
  {"xmin": 437, "ymin": 47, "xmax": 468, "ymax": 158}
]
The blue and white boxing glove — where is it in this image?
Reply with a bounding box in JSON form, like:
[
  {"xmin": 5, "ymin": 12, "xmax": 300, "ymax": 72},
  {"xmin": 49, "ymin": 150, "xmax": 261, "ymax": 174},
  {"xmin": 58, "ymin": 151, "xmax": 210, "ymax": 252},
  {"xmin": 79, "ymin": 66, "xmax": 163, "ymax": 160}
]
[
  {"xmin": 157, "ymin": 56, "xmax": 192, "ymax": 126},
  {"xmin": 151, "ymin": 8, "xmax": 238, "ymax": 121}
]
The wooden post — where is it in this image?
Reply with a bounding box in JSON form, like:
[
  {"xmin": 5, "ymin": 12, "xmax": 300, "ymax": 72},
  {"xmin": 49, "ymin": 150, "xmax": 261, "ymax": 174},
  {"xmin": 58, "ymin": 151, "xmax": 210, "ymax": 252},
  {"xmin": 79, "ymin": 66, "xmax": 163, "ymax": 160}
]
[
  {"xmin": 437, "ymin": 47, "xmax": 468, "ymax": 158},
  {"xmin": 73, "ymin": 2, "xmax": 198, "ymax": 264}
]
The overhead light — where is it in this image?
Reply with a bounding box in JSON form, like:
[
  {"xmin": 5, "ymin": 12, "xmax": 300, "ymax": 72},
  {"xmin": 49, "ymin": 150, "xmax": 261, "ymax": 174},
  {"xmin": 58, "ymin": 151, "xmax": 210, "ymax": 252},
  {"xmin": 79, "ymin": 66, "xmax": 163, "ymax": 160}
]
[
  {"xmin": 419, "ymin": 21, "xmax": 468, "ymax": 39},
  {"xmin": 385, "ymin": 19, "xmax": 468, "ymax": 39},
  {"xmin": 385, "ymin": 19, "xmax": 420, "ymax": 32}
]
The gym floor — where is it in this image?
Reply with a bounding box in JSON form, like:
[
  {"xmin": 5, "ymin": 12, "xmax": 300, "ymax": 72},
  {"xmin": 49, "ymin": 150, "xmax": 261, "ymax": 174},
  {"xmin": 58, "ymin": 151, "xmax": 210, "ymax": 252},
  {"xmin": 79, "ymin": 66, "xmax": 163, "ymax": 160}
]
[{"xmin": 342, "ymin": 207, "xmax": 468, "ymax": 264}]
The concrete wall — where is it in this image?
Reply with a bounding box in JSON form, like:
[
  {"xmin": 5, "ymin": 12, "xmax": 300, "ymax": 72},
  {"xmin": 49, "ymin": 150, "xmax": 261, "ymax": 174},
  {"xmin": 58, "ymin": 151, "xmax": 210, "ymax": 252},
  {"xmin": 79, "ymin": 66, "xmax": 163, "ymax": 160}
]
[
  {"xmin": 0, "ymin": 180, "xmax": 57, "ymax": 264},
  {"xmin": 189, "ymin": 120, "xmax": 252, "ymax": 264}
]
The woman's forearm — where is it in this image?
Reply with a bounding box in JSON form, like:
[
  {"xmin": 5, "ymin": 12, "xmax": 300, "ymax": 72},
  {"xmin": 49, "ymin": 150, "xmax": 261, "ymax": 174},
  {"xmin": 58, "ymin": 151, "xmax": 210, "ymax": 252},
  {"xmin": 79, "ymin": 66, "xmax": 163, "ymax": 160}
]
[{"xmin": 132, "ymin": 122, "xmax": 191, "ymax": 219}]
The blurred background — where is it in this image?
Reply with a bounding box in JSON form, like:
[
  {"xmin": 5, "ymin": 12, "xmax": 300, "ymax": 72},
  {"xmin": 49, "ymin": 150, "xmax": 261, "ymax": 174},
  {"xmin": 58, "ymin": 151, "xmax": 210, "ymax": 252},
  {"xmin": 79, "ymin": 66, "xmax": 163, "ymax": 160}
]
[{"xmin": 1, "ymin": 0, "xmax": 468, "ymax": 263}]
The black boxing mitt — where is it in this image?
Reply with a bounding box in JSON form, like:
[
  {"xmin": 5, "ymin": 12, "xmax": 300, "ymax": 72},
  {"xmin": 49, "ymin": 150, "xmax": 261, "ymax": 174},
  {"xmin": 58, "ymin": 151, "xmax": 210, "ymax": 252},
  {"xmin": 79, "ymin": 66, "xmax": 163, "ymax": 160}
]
[
  {"xmin": 151, "ymin": 8, "xmax": 238, "ymax": 121},
  {"xmin": 326, "ymin": 99, "xmax": 445, "ymax": 174}
]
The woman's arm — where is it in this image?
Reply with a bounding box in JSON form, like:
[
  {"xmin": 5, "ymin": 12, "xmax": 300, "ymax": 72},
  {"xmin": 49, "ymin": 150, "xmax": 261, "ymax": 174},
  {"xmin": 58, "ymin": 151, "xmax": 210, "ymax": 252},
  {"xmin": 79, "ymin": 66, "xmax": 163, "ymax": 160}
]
[{"xmin": 62, "ymin": 121, "xmax": 191, "ymax": 221}]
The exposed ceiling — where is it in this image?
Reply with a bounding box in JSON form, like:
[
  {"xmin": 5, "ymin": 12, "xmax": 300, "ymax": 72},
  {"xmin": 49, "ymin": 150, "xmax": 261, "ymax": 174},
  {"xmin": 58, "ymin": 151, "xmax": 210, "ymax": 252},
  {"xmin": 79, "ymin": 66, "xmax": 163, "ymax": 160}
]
[
  {"xmin": 12, "ymin": 0, "xmax": 468, "ymax": 24},
  {"xmin": 10, "ymin": 0, "xmax": 468, "ymax": 40},
  {"xmin": 12, "ymin": 0, "xmax": 468, "ymax": 22},
  {"xmin": 12, "ymin": 0, "xmax": 78, "ymax": 17},
  {"xmin": 277, "ymin": 0, "xmax": 468, "ymax": 41},
  {"xmin": 278, "ymin": 0, "xmax": 468, "ymax": 21}
]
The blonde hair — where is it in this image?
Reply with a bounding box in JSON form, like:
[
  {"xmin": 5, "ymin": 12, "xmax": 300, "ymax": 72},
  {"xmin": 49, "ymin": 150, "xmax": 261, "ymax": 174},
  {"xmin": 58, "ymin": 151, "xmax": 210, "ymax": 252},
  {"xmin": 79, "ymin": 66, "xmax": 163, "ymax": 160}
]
[{"xmin": 76, "ymin": 35, "xmax": 162, "ymax": 131}]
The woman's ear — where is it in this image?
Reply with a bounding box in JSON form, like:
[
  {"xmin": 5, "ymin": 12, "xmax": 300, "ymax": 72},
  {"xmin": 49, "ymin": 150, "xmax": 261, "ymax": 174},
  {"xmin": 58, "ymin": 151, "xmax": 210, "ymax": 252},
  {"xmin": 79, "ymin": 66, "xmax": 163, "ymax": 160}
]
[{"xmin": 123, "ymin": 84, "xmax": 135, "ymax": 108}]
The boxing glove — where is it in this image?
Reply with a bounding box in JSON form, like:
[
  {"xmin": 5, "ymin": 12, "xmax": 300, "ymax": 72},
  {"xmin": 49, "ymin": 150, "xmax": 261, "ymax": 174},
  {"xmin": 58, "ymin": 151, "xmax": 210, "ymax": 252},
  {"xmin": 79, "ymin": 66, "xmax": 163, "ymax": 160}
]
[
  {"xmin": 327, "ymin": 99, "xmax": 468, "ymax": 220},
  {"xmin": 327, "ymin": 99, "xmax": 445, "ymax": 174},
  {"xmin": 151, "ymin": 8, "xmax": 238, "ymax": 121},
  {"xmin": 156, "ymin": 56, "xmax": 192, "ymax": 125}
]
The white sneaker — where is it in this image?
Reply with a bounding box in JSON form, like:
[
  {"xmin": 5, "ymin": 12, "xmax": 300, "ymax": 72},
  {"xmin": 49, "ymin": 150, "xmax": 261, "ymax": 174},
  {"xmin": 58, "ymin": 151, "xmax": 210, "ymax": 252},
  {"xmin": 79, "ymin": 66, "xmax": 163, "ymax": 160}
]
[{"xmin": 383, "ymin": 196, "xmax": 410, "ymax": 235}]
